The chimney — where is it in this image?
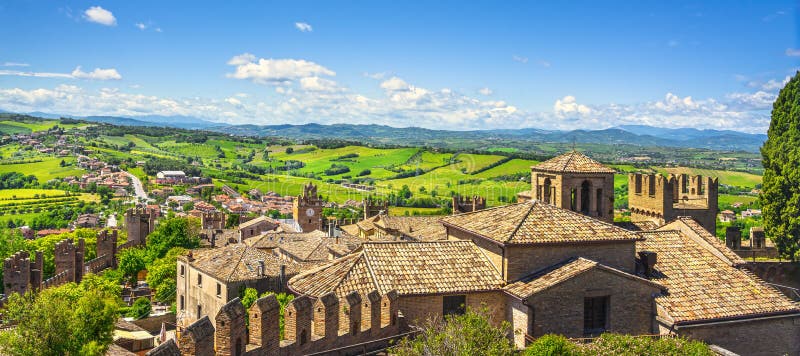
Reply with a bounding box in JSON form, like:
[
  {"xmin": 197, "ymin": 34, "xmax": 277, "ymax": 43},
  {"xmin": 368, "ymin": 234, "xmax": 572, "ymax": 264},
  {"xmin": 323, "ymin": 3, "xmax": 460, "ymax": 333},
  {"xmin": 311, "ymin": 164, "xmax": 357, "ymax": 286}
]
[
  {"xmin": 187, "ymin": 251, "xmax": 194, "ymax": 262},
  {"xmin": 638, "ymin": 251, "xmax": 657, "ymax": 278}
]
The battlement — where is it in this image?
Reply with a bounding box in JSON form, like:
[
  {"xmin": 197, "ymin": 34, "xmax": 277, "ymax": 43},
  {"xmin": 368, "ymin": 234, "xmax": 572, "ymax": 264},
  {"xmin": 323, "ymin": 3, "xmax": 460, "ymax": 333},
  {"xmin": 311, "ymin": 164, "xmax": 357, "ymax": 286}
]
[
  {"xmin": 452, "ymin": 195, "xmax": 486, "ymax": 214},
  {"xmin": 628, "ymin": 173, "xmax": 718, "ymax": 234},
  {"xmin": 151, "ymin": 290, "xmax": 403, "ymax": 356},
  {"xmin": 3, "ymin": 250, "xmax": 42, "ymax": 295},
  {"xmin": 54, "ymin": 238, "xmax": 84, "ymax": 284},
  {"xmin": 299, "ymin": 182, "xmax": 319, "ymax": 202},
  {"xmin": 126, "ymin": 207, "xmax": 156, "ymax": 246},
  {"xmin": 201, "ymin": 212, "xmax": 226, "ymax": 230},
  {"xmin": 363, "ymin": 196, "xmax": 389, "ymax": 219}
]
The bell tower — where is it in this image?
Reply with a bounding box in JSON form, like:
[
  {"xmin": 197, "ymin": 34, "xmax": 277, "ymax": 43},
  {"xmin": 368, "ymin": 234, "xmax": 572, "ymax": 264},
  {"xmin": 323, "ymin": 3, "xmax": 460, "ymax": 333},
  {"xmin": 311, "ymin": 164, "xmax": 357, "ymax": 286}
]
[{"xmin": 293, "ymin": 183, "xmax": 323, "ymax": 232}]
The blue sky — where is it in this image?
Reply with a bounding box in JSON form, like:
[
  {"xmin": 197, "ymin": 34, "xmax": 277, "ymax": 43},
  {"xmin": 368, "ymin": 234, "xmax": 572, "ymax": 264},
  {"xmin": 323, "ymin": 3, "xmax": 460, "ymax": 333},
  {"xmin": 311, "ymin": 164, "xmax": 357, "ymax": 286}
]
[{"xmin": 0, "ymin": 1, "xmax": 797, "ymax": 132}]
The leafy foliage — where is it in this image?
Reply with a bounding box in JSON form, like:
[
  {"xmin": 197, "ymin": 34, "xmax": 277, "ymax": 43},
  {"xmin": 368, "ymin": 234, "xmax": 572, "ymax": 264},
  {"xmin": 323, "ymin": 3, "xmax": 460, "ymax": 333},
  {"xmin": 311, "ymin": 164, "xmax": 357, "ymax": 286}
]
[
  {"xmin": 0, "ymin": 274, "xmax": 120, "ymax": 356},
  {"xmin": 524, "ymin": 333, "xmax": 712, "ymax": 356},
  {"xmin": 393, "ymin": 307, "xmax": 514, "ymax": 356},
  {"xmin": 761, "ymin": 71, "xmax": 800, "ymax": 260},
  {"xmin": 145, "ymin": 247, "xmax": 186, "ymax": 304},
  {"xmin": 124, "ymin": 297, "xmax": 152, "ymax": 320}
]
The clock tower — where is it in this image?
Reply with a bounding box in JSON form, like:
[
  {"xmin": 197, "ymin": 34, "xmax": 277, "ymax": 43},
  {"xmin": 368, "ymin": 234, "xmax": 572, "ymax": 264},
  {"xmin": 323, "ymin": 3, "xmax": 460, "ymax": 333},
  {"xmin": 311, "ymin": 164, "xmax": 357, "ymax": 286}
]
[{"xmin": 293, "ymin": 182, "xmax": 323, "ymax": 232}]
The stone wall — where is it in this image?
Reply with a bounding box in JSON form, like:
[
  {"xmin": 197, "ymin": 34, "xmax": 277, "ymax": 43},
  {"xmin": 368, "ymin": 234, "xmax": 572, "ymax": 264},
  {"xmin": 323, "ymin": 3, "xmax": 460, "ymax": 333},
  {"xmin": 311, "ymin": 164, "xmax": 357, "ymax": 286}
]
[
  {"xmin": 520, "ymin": 267, "xmax": 660, "ymax": 340},
  {"xmin": 628, "ymin": 173, "xmax": 718, "ymax": 234},
  {"xmin": 163, "ymin": 290, "xmax": 405, "ymax": 356},
  {"xmin": 3, "ymin": 250, "xmax": 43, "ymax": 295},
  {"xmin": 397, "ymin": 291, "xmax": 506, "ymax": 327},
  {"xmin": 670, "ymin": 315, "xmax": 800, "ymax": 356},
  {"xmin": 505, "ymin": 242, "xmax": 636, "ymax": 281}
]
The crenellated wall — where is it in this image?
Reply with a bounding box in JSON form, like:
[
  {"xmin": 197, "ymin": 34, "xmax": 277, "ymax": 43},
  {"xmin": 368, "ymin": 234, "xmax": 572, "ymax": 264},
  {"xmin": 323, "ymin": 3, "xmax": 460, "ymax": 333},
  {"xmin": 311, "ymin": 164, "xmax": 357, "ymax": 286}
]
[
  {"xmin": 628, "ymin": 173, "xmax": 718, "ymax": 233},
  {"xmin": 452, "ymin": 195, "xmax": 487, "ymax": 215},
  {"xmin": 149, "ymin": 290, "xmax": 404, "ymax": 356}
]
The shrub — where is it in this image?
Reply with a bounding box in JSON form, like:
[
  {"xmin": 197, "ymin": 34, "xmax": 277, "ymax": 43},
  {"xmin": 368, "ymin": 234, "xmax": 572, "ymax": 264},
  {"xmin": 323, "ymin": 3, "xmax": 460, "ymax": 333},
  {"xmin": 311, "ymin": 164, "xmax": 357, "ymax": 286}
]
[{"xmin": 524, "ymin": 334, "xmax": 579, "ymax": 356}]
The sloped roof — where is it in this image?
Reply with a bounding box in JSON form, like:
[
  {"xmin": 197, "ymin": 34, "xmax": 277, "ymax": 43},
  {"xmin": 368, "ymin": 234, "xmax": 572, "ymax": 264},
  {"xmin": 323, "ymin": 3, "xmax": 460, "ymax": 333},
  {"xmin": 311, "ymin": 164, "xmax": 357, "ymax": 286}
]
[
  {"xmin": 504, "ymin": 257, "xmax": 664, "ymax": 299},
  {"xmin": 441, "ymin": 201, "xmax": 642, "ymax": 245},
  {"xmin": 638, "ymin": 228, "xmax": 800, "ymax": 325},
  {"xmin": 532, "ymin": 151, "xmax": 615, "ymax": 174},
  {"xmin": 181, "ymin": 245, "xmax": 301, "ymax": 283},
  {"xmin": 662, "ymin": 217, "xmax": 746, "ymax": 266},
  {"xmin": 239, "ymin": 216, "xmax": 276, "ymax": 230},
  {"xmin": 288, "ymin": 241, "xmax": 504, "ymax": 297},
  {"xmin": 374, "ymin": 215, "xmax": 447, "ymax": 241}
]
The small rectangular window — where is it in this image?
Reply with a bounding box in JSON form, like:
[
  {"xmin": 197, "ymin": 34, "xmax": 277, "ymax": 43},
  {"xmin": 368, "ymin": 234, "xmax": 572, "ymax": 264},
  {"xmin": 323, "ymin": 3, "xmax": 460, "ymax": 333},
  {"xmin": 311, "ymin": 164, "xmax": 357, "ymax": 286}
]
[
  {"xmin": 584, "ymin": 296, "xmax": 609, "ymax": 336},
  {"xmin": 197, "ymin": 305, "xmax": 202, "ymax": 317},
  {"xmin": 180, "ymin": 265, "xmax": 185, "ymax": 277},
  {"xmin": 216, "ymin": 283, "xmax": 221, "ymax": 297},
  {"xmin": 443, "ymin": 295, "xmax": 466, "ymax": 316},
  {"xmin": 180, "ymin": 295, "xmax": 184, "ymax": 310},
  {"xmin": 197, "ymin": 274, "xmax": 202, "ymax": 286}
]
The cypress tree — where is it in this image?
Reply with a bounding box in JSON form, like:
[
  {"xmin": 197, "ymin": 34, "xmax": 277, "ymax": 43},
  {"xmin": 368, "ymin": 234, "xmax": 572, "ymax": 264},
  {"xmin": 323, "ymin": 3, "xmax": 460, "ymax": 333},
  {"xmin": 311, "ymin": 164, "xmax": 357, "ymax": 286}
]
[{"xmin": 761, "ymin": 71, "xmax": 800, "ymax": 261}]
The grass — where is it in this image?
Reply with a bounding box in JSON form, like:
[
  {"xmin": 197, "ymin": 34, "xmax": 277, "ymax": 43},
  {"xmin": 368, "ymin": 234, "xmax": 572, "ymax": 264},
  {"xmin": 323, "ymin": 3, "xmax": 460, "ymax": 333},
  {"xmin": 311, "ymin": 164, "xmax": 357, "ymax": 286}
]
[
  {"xmin": 388, "ymin": 207, "xmax": 444, "ymax": 216},
  {"xmin": 473, "ymin": 159, "xmax": 538, "ymax": 179},
  {"xmin": 718, "ymin": 194, "xmax": 758, "ymax": 207},
  {"xmin": 0, "ymin": 158, "xmax": 85, "ymax": 181},
  {"xmin": 0, "ymin": 189, "xmax": 71, "ymax": 200},
  {"xmin": 0, "ymin": 123, "xmax": 31, "ymax": 135}
]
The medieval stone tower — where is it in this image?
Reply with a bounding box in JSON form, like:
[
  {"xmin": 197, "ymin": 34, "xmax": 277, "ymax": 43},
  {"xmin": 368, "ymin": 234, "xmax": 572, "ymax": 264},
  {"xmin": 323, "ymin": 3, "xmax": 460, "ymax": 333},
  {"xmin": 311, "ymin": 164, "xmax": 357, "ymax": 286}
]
[
  {"xmin": 628, "ymin": 173, "xmax": 718, "ymax": 233},
  {"xmin": 363, "ymin": 196, "xmax": 389, "ymax": 219},
  {"xmin": 451, "ymin": 195, "xmax": 486, "ymax": 215},
  {"xmin": 125, "ymin": 206, "xmax": 155, "ymax": 246},
  {"xmin": 523, "ymin": 151, "xmax": 615, "ymax": 223},
  {"xmin": 293, "ymin": 183, "xmax": 323, "ymax": 232}
]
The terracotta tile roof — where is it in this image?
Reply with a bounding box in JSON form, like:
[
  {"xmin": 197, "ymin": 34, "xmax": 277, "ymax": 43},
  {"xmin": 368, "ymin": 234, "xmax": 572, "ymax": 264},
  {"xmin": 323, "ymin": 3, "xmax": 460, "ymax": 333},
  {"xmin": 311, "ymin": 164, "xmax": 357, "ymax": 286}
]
[
  {"xmin": 288, "ymin": 241, "xmax": 504, "ymax": 297},
  {"xmin": 374, "ymin": 216, "xmax": 447, "ymax": 241},
  {"xmin": 532, "ymin": 151, "xmax": 615, "ymax": 174},
  {"xmin": 663, "ymin": 217, "xmax": 746, "ymax": 266},
  {"xmin": 638, "ymin": 229, "xmax": 800, "ymax": 325},
  {"xmin": 614, "ymin": 220, "xmax": 662, "ymax": 231},
  {"xmin": 246, "ymin": 230, "xmax": 361, "ymax": 262},
  {"xmin": 504, "ymin": 257, "xmax": 664, "ymax": 299},
  {"xmin": 339, "ymin": 223, "xmax": 361, "ymax": 237},
  {"xmin": 239, "ymin": 216, "xmax": 276, "ymax": 230},
  {"xmin": 246, "ymin": 230, "xmax": 327, "ymax": 249},
  {"xmin": 441, "ymin": 201, "xmax": 642, "ymax": 245},
  {"xmin": 180, "ymin": 245, "xmax": 300, "ymax": 283}
]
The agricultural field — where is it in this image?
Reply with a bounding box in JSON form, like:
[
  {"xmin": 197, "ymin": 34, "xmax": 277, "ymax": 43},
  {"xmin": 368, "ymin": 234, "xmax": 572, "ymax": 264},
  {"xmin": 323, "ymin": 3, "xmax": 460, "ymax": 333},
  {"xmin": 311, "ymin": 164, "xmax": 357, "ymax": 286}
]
[
  {"xmin": 0, "ymin": 189, "xmax": 99, "ymax": 226},
  {"xmin": 659, "ymin": 167, "xmax": 762, "ymax": 188},
  {"xmin": 0, "ymin": 158, "xmax": 85, "ymax": 181}
]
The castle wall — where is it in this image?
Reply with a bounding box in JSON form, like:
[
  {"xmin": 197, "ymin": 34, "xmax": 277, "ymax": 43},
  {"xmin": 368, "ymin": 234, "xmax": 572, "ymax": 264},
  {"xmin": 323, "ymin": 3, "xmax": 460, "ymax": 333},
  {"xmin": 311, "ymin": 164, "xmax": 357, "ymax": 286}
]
[
  {"xmin": 397, "ymin": 291, "xmax": 506, "ymax": 327},
  {"xmin": 628, "ymin": 173, "xmax": 718, "ymax": 234}
]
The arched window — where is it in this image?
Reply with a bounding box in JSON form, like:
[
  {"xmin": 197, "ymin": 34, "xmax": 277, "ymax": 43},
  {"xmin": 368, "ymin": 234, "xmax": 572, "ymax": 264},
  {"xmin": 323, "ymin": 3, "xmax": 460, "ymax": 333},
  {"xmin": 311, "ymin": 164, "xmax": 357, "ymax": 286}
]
[
  {"xmin": 543, "ymin": 178, "xmax": 552, "ymax": 204},
  {"xmin": 580, "ymin": 181, "xmax": 591, "ymax": 214}
]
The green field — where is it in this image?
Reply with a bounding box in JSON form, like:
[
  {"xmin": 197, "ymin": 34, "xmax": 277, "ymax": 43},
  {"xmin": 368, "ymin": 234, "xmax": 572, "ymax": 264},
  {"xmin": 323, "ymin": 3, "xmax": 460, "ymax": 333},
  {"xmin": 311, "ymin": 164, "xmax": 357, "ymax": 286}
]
[
  {"xmin": 0, "ymin": 158, "xmax": 85, "ymax": 181},
  {"xmin": 660, "ymin": 167, "xmax": 762, "ymax": 188}
]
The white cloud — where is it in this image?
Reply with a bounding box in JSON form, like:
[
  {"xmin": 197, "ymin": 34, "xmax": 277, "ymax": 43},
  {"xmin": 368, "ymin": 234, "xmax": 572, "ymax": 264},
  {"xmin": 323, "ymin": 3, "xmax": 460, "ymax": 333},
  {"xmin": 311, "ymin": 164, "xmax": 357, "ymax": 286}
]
[
  {"xmin": 554, "ymin": 96, "xmax": 592, "ymax": 116},
  {"xmin": 84, "ymin": 6, "xmax": 116, "ymax": 26},
  {"xmin": 2, "ymin": 62, "xmax": 29, "ymax": 67},
  {"xmin": 512, "ymin": 55, "xmax": 528, "ymax": 64},
  {"xmin": 538, "ymin": 60, "xmax": 551, "ymax": 68},
  {"xmin": 364, "ymin": 72, "xmax": 387, "ymax": 80},
  {"xmin": 0, "ymin": 70, "xmax": 72, "ymax": 79},
  {"xmin": 786, "ymin": 48, "xmax": 800, "ymax": 57},
  {"xmin": 295, "ymin": 22, "xmax": 313, "ymax": 32},
  {"xmin": 135, "ymin": 23, "xmax": 146, "ymax": 30},
  {"xmin": 299, "ymin": 77, "xmax": 341, "ymax": 92},
  {"xmin": 71, "ymin": 66, "xmax": 122, "ymax": 80},
  {"xmin": 225, "ymin": 97, "xmax": 242, "ymax": 106},
  {"xmin": 478, "ymin": 87, "xmax": 492, "ymax": 96},
  {"xmin": 759, "ymin": 76, "xmax": 791, "ymax": 91},
  {"xmin": 155, "ymin": 28, "xmax": 163, "ymax": 32},
  {"xmin": 226, "ymin": 53, "xmax": 335, "ymax": 84},
  {"xmin": 380, "ymin": 77, "xmax": 410, "ymax": 91}
]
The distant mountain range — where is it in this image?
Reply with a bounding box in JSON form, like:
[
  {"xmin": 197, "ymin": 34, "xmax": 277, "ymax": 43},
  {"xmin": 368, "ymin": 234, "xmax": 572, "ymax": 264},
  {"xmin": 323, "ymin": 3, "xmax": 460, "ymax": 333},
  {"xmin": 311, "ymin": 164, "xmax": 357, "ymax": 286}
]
[{"xmin": 3, "ymin": 110, "xmax": 767, "ymax": 152}]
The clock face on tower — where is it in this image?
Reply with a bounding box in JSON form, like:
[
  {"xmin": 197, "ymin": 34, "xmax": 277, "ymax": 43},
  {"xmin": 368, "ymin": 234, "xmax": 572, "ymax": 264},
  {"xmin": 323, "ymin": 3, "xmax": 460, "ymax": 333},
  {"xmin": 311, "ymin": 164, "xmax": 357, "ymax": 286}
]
[{"xmin": 306, "ymin": 208, "xmax": 315, "ymax": 217}]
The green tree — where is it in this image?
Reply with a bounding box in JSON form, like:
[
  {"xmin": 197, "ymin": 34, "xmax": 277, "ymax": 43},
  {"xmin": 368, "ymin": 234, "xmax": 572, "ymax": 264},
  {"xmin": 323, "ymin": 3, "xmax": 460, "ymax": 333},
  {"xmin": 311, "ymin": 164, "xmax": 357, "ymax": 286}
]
[
  {"xmin": 393, "ymin": 307, "xmax": 514, "ymax": 356},
  {"xmin": 145, "ymin": 247, "xmax": 186, "ymax": 304},
  {"xmin": 118, "ymin": 247, "xmax": 148, "ymax": 284},
  {"xmin": 145, "ymin": 217, "xmax": 200, "ymax": 260},
  {"xmin": 126, "ymin": 297, "xmax": 152, "ymax": 320},
  {"xmin": 761, "ymin": 71, "xmax": 800, "ymax": 260},
  {"xmin": 0, "ymin": 274, "xmax": 120, "ymax": 356}
]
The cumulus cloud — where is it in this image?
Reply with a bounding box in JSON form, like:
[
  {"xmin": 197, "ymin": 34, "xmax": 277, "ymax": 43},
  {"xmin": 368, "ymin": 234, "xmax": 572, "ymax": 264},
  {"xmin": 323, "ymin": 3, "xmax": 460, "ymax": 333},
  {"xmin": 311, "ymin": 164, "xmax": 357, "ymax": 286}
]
[
  {"xmin": 224, "ymin": 97, "xmax": 242, "ymax": 106},
  {"xmin": 226, "ymin": 53, "xmax": 334, "ymax": 84},
  {"xmin": 135, "ymin": 22, "xmax": 146, "ymax": 30},
  {"xmin": 299, "ymin": 77, "xmax": 341, "ymax": 92},
  {"xmin": 786, "ymin": 48, "xmax": 800, "ymax": 57},
  {"xmin": 380, "ymin": 77, "xmax": 410, "ymax": 91},
  {"xmin": 554, "ymin": 95, "xmax": 592, "ymax": 116},
  {"xmin": 71, "ymin": 66, "xmax": 122, "ymax": 80},
  {"xmin": 478, "ymin": 87, "xmax": 492, "ymax": 96},
  {"xmin": 295, "ymin": 22, "xmax": 313, "ymax": 32},
  {"xmin": 84, "ymin": 6, "xmax": 116, "ymax": 26}
]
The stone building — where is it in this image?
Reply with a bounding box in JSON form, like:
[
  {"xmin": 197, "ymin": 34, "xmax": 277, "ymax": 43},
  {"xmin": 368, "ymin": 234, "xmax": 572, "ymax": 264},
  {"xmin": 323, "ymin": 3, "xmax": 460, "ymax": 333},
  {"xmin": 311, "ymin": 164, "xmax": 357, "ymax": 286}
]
[
  {"xmin": 176, "ymin": 245, "xmax": 299, "ymax": 328},
  {"xmin": 339, "ymin": 214, "xmax": 447, "ymax": 241},
  {"xmin": 125, "ymin": 206, "xmax": 156, "ymax": 246},
  {"xmin": 236, "ymin": 216, "xmax": 278, "ymax": 241},
  {"xmin": 289, "ymin": 201, "xmax": 800, "ymax": 355},
  {"xmin": 362, "ymin": 197, "xmax": 389, "ymax": 219},
  {"xmin": 292, "ymin": 183, "xmax": 323, "ymax": 232},
  {"xmin": 627, "ymin": 173, "xmax": 718, "ymax": 234},
  {"xmin": 451, "ymin": 195, "xmax": 486, "ymax": 214},
  {"xmin": 517, "ymin": 151, "xmax": 615, "ymax": 223}
]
